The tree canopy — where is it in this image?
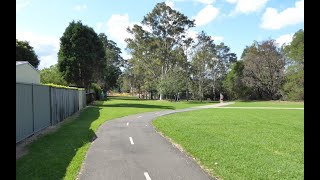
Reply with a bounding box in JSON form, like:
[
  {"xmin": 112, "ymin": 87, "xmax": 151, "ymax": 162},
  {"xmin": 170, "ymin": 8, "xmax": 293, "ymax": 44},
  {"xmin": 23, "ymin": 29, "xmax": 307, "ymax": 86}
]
[
  {"xmin": 282, "ymin": 29, "xmax": 304, "ymax": 100},
  {"xmin": 58, "ymin": 21, "xmax": 105, "ymax": 89},
  {"xmin": 40, "ymin": 64, "xmax": 68, "ymax": 85},
  {"xmin": 16, "ymin": 39, "xmax": 40, "ymax": 68}
]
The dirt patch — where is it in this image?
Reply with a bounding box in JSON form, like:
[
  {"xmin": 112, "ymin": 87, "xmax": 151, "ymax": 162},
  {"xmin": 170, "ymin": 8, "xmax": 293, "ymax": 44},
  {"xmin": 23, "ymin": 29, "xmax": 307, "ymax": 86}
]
[{"xmin": 16, "ymin": 108, "xmax": 85, "ymax": 160}]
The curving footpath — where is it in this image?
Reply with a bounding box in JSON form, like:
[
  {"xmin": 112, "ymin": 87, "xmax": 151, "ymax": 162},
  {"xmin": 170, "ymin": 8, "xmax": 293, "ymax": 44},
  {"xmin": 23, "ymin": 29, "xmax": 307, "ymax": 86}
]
[{"xmin": 78, "ymin": 102, "xmax": 234, "ymax": 180}]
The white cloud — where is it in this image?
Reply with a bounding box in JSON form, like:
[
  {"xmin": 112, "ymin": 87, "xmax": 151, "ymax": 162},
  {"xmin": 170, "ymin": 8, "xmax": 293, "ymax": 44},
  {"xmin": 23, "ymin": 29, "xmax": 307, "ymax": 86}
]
[
  {"xmin": 16, "ymin": 32, "xmax": 60, "ymax": 69},
  {"xmin": 275, "ymin": 33, "xmax": 294, "ymax": 46},
  {"xmin": 261, "ymin": 0, "xmax": 304, "ymax": 30},
  {"xmin": 38, "ymin": 54, "xmax": 58, "ymax": 69},
  {"xmin": 194, "ymin": 4, "xmax": 219, "ymax": 26},
  {"xmin": 74, "ymin": 4, "xmax": 87, "ymax": 11},
  {"xmin": 106, "ymin": 14, "xmax": 136, "ymax": 47},
  {"xmin": 165, "ymin": 0, "xmax": 175, "ymax": 9},
  {"xmin": 212, "ymin": 36, "xmax": 224, "ymax": 42},
  {"xmin": 16, "ymin": 0, "xmax": 30, "ymax": 12},
  {"xmin": 226, "ymin": 0, "xmax": 269, "ymax": 14}
]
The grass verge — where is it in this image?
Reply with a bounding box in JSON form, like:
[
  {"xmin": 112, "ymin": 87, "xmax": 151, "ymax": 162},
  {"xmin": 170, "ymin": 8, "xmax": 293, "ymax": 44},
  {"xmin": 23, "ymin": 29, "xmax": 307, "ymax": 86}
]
[
  {"xmin": 16, "ymin": 96, "xmax": 215, "ymax": 180},
  {"xmin": 153, "ymin": 107, "xmax": 304, "ymax": 179}
]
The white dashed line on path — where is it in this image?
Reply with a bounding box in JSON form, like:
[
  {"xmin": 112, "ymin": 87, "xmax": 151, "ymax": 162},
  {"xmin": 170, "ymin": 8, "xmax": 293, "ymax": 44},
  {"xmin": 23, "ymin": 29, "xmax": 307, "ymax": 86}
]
[
  {"xmin": 129, "ymin": 137, "xmax": 134, "ymax": 145},
  {"xmin": 144, "ymin": 172, "xmax": 151, "ymax": 180}
]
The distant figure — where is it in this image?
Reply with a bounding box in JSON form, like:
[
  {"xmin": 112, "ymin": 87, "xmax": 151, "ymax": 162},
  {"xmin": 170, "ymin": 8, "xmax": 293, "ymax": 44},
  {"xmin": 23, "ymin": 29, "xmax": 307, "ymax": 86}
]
[
  {"xmin": 100, "ymin": 91, "xmax": 105, "ymax": 100},
  {"xmin": 177, "ymin": 93, "xmax": 180, "ymax": 102},
  {"xmin": 220, "ymin": 93, "xmax": 224, "ymax": 103}
]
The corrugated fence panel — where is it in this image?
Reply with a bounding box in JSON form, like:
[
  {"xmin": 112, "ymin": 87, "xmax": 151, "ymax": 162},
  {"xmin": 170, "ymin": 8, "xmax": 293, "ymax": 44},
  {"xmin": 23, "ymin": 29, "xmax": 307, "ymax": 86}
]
[
  {"xmin": 33, "ymin": 85, "xmax": 51, "ymax": 133},
  {"xmin": 79, "ymin": 90, "xmax": 83, "ymax": 110},
  {"xmin": 17, "ymin": 83, "xmax": 84, "ymax": 143},
  {"xmin": 82, "ymin": 90, "xmax": 86, "ymax": 109},
  {"xmin": 50, "ymin": 88, "xmax": 81, "ymax": 125},
  {"xmin": 16, "ymin": 83, "xmax": 34, "ymax": 143},
  {"xmin": 50, "ymin": 88, "xmax": 57, "ymax": 125}
]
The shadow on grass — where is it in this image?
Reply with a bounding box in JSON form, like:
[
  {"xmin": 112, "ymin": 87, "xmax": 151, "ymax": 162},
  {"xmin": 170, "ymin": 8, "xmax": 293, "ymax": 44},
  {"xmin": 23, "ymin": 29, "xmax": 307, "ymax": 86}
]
[
  {"xmin": 106, "ymin": 96, "xmax": 143, "ymax": 101},
  {"xmin": 16, "ymin": 107, "xmax": 101, "ymax": 180},
  {"xmin": 185, "ymin": 100, "xmax": 220, "ymax": 104},
  {"xmin": 93, "ymin": 103, "xmax": 174, "ymax": 109}
]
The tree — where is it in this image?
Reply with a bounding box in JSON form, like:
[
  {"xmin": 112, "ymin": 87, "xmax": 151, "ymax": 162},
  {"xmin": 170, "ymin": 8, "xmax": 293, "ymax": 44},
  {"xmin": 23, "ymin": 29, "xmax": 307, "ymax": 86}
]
[
  {"xmin": 158, "ymin": 67, "xmax": 187, "ymax": 101},
  {"xmin": 99, "ymin": 33, "xmax": 124, "ymax": 67},
  {"xmin": 242, "ymin": 40, "xmax": 285, "ymax": 100},
  {"xmin": 40, "ymin": 65, "xmax": 68, "ymax": 85},
  {"xmin": 223, "ymin": 61, "xmax": 251, "ymax": 100},
  {"xmin": 209, "ymin": 42, "xmax": 237, "ymax": 100},
  {"xmin": 282, "ymin": 29, "xmax": 304, "ymax": 100},
  {"xmin": 16, "ymin": 39, "xmax": 40, "ymax": 68},
  {"xmin": 58, "ymin": 21, "xmax": 105, "ymax": 89},
  {"xmin": 284, "ymin": 29, "xmax": 304, "ymax": 66},
  {"xmin": 120, "ymin": 63, "xmax": 145, "ymax": 97},
  {"xmin": 191, "ymin": 31, "xmax": 215, "ymax": 101},
  {"xmin": 98, "ymin": 33, "xmax": 123, "ymax": 90},
  {"xmin": 126, "ymin": 2, "xmax": 195, "ymax": 100}
]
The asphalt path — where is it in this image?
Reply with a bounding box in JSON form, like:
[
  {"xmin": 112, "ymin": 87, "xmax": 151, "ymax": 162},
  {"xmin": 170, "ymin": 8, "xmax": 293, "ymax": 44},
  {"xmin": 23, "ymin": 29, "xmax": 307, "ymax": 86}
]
[{"xmin": 78, "ymin": 102, "xmax": 234, "ymax": 180}]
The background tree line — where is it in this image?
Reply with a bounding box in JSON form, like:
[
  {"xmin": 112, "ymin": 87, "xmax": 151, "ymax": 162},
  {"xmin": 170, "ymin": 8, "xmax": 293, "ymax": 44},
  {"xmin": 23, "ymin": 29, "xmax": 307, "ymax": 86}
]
[
  {"xmin": 16, "ymin": 2, "xmax": 303, "ymax": 101},
  {"xmin": 121, "ymin": 2, "xmax": 303, "ymax": 101}
]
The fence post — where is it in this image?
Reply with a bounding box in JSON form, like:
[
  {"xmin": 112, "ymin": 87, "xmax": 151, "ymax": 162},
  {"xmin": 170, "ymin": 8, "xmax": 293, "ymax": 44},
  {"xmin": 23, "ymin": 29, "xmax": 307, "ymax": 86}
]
[
  {"xmin": 32, "ymin": 84, "xmax": 35, "ymax": 134},
  {"xmin": 49, "ymin": 87, "xmax": 52, "ymax": 126}
]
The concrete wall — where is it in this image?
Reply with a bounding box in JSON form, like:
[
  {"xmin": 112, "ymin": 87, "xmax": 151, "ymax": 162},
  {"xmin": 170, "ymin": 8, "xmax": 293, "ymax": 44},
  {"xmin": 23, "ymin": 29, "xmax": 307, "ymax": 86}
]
[{"xmin": 16, "ymin": 64, "xmax": 40, "ymax": 84}]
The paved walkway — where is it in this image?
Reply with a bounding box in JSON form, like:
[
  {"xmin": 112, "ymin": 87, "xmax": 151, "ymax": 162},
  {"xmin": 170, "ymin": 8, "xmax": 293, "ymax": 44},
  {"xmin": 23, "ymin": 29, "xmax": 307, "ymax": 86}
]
[{"xmin": 78, "ymin": 102, "xmax": 234, "ymax": 180}]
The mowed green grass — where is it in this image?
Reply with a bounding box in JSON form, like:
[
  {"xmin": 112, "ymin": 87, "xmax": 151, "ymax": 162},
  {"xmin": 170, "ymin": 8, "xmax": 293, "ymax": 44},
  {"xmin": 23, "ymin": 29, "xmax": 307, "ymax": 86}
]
[
  {"xmin": 227, "ymin": 101, "xmax": 304, "ymax": 108},
  {"xmin": 16, "ymin": 96, "xmax": 215, "ymax": 180},
  {"xmin": 153, "ymin": 108, "xmax": 304, "ymax": 179}
]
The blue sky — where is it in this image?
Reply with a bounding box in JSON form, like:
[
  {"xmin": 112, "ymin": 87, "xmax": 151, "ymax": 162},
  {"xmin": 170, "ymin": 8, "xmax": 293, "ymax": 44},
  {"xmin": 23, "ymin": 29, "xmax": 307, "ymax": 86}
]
[{"xmin": 16, "ymin": 0, "xmax": 304, "ymax": 69}]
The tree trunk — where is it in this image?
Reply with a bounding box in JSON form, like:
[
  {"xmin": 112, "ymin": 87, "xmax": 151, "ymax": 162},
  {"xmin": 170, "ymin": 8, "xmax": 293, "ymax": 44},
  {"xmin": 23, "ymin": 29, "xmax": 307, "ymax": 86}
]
[
  {"xmin": 213, "ymin": 87, "xmax": 215, "ymax": 101},
  {"xmin": 131, "ymin": 86, "xmax": 133, "ymax": 96},
  {"xmin": 160, "ymin": 94, "xmax": 163, "ymax": 100},
  {"xmin": 186, "ymin": 90, "xmax": 189, "ymax": 101}
]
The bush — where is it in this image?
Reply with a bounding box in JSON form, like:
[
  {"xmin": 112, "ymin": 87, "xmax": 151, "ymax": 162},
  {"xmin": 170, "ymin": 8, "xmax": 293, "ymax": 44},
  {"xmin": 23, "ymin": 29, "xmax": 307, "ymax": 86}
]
[{"xmin": 43, "ymin": 83, "xmax": 85, "ymax": 90}]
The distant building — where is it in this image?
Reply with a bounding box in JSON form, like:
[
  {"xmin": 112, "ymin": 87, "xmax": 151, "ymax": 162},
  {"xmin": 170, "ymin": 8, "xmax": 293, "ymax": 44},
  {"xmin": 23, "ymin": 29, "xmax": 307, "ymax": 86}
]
[{"xmin": 16, "ymin": 61, "xmax": 40, "ymax": 84}]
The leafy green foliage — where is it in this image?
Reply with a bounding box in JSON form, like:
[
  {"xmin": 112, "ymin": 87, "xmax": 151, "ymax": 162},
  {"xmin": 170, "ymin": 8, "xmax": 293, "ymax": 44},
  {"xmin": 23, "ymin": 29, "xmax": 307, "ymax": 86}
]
[
  {"xmin": 40, "ymin": 65, "xmax": 68, "ymax": 86},
  {"xmin": 90, "ymin": 83, "xmax": 102, "ymax": 94},
  {"xmin": 125, "ymin": 2, "xmax": 194, "ymax": 99},
  {"xmin": 158, "ymin": 67, "xmax": 187, "ymax": 100},
  {"xmin": 282, "ymin": 29, "xmax": 304, "ymax": 100},
  {"xmin": 43, "ymin": 83, "xmax": 84, "ymax": 90},
  {"xmin": 98, "ymin": 33, "xmax": 123, "ymax": 90},
  {"xmin": 284, "ymin": 29, "xmax": 304, "ymax": 65},
  {"xmin": 190, "ymin": 31, "xmax": 216, "ymax": 101},
  {"xmin": 58, "ymin": 21, "xmax": 105, "ymax": 89},
  {"xmin": 242, "ymin": 40, "xmax": 285, "ymax": 100},
  {"xmin": 223, "ymin": 61, "xmax": 251, "ymax": 100},
  {"xmin": 16, "ymin": 39, "xmax": 40, "ymax": 68}
]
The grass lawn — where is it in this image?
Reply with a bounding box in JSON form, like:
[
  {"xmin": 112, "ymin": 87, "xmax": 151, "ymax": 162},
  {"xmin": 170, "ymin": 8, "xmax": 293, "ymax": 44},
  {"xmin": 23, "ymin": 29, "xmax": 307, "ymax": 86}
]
[
  {"xmin": 227, "ymin": 100, "xmax": 304, "ymax": 108},
  {"xmin": 16, "ymin": 96, "xmax": 215, "ymax": 180},
  {"xmin": 153, "ymin": 107, "xmax": 304, "ymax": 179}
]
